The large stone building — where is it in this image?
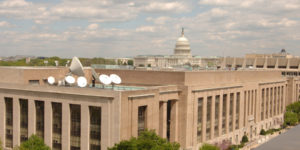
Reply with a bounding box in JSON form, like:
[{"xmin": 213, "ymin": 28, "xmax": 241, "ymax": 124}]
[
  {"xmin": 134, "ymin": 29, "xmax": 205, "ymax": 68},
  {"xmin": 0, "ymin": 66, "xmax": 300, "ymax": 150}
]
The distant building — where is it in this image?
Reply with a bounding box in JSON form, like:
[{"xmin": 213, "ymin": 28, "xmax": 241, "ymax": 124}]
[
  {"xmin": 134, "ymin": 28, "xmax": 212, "ymax": 68},
  {"xmin": 219, "ymin": 49, "xmax": 300, "ymax": 70}
]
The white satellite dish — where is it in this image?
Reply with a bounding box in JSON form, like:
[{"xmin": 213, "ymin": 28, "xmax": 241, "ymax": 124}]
[
  {"xmin": 65, "ymin": 76, "xmax": 75, "ymax": 84},
  {"xmin": 77, "ymin": 76, "xmax": 87, "ymax": 87},
  {"xmin": 99, "ymin": 74, "xmax": 111, "ymax": 85},
  {"xmin": 47, "ymin": 76, "xmax": 55, "ymax": 85},
  {"xmin": 110, "ymin": 74, "xmax": 122, "ymax": 84},
  {"xmin": 69, "ymin": 57, "xmax": 85, "ymax": 76}
]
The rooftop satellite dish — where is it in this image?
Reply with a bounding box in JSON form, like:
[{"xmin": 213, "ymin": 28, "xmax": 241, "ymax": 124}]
[
  {"xmin": 77, "ymin": 76, "xmax": 87, "ymax": 87},
  {"xmin": 110, "ymin": 74, "xmax": 122, "ymax": 84},
  {"xmin": 47, "ymin": 76, "xmax": 55, "ymax": 85},
  {"xmin": 99, "ymin": 74, "xmax": 111, "ymax": 85},
  {"xmin": 65, "ymin": 76, "xmax": 75, "ymax": 84},
  {"xmin": 69, "ymin": 57, "xmax": 85, "ymax": 76}
]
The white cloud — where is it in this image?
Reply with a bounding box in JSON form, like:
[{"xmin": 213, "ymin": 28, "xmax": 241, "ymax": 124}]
[
  {"xmin": 0, "ymin": 21, "xmax": 14, "ymax": 28},
  {"xmin": 144, "ymin": 2, "xmax": 188, "ymax": 13},
  {"xmin": 87, "ymin": 23, "xmax": 99, "ymax": 30},
  {"xmin": 136, "ymin": 26, "xmax": 155, "ymax": 32}
]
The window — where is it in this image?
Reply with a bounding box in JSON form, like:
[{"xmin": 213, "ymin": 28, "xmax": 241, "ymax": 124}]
[
  {"xmin": 20, "ymin": 99, "xmax": 28, "ymax": 143},
  {"xmin": 52, "ymin": 102, "xmax": 62, "ymax": 150},
  {"xmin": 90, "ymin": 106, "xmax": 101, "ymax": 150},
  {"xmin": 5, "ymin": 97, "xmax": 13, "ymax": 148},
  {"xmin": 236, "ymin": 93, "xmax": 240, "ymax": 130},
  {"xmin": 229, "ymin": 93, "xmax": 234, "ymax": 132},
  {"xmin": 261, "ymin": 89, "xmax": 265, "ymax": 121},
  {"xmin": 29, "ymin": 80, "xmax": 40, "ymax": 85},
  {"xmin": 138, "ymin": 106, "xmax": 147, "ymax": 136},
  {"xmin": 197, "ymin": 98, "xmax": 203, "ymax": 142},
  {"xmin": 206, "ymin": 96, "xmax": 212, "ymax": 140},
  {"xmin": 35, "ymin": 101, "xmax": 44, "ymax": 139},
  {"xmin": 70, "ymin": 104, "xmax": 81, "ymax": 150},
  {"xmin": 222, "ymin": 94, "xmax": 227, "ymax": 134},
  {"xmin": 214, "ymin": 95, "xmax": 220, "ymax": 138}
]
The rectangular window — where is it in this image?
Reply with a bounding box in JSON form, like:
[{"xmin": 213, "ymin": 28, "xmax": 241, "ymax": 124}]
[
  {"xmin": 236, "ymin": 93, "xmax": 240, "ymax": 130},
  {"xmin": 222, "ymin": 94, "xmax": 227, "ymax": 134},
  {"xmin": 35, "ymin": 101, "xmax": 44, "ymax": 139},
  {"xmin": 197, "ymin": 98, "xmax": 203, "ymax": 142},
  {"xmin": 138, "ymin": 106, "xmax": 147, "ymax": 136},
  {"xmin": 270, "ymin": 88, "xmax": 273, "ymax": 117},
  {"xmin": 261, "ymin": 89, "xmax": 265, "ymax": 121},
  {"xmin": 70, "ymin": 104, "xmax": 81, "ymax": 150},
  {"xmin": 52, "ymin": 102, "xmax": 62, "ymax": 150},
  {"xmin": 229, "ymin": 93, "xmax": 234, "ymax": 132},
  {"xmin": 90, "ymin": 106, "xmax": 101, "ymax": 150},
  {"xmin": 214, "ymin": 95, "xmax": 220, "ymax": 138},
  {"xmin": 29, "ymin": 80, "xmax": 40, "ymax": 85},
  {"xmin": 244, "ymin": 91, "xmax": 247, "ymax": 126},
  {"xmin": 5, "ymin": 97, "xmax": 13, "ymax": 148},
  {"xmin": 20, "ymin": 99, "xmax": 28, "ymax": 143},
  {"xmin": 206, "ymin": 96, "xmax": 212, "ymax": 140},
  {"xmin": 274, "ymin": 87, "xmax": 277, "ymax": 116},
  {"xmin": 277, "ymin": 87, "xmax": 280, "ymax": 114},
  {"xmin": 266, "ymin": 88, "xmax": 269, "ymax": 119}
]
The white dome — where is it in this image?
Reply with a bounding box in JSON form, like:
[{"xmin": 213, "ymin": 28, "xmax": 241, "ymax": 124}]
[{"xmin": 174, "ymin": 28, "xmax": 191, "ymax": 56}]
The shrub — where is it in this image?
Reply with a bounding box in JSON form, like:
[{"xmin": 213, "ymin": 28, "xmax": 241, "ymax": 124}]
[
  {"xmin": 284, "ymin": 111, "xmax": 298, "ymax": 126},
  {"xmin": 109, "ymin": 130, "xmax": 180, "ymax": 150},
  {"xmin": 16, "ymin": 135, "xmax": 50, "ymax": 150},
  {"xmin": 260, "ymin": 129, "xmax": 266, "ymax": 135},
  {"xmin": 241, "ymin": 135, "xmax": 248, "ymax": 143},
  {"xmin": 199, "ymin": 144, "xmax": 220, "ymax": 150}
]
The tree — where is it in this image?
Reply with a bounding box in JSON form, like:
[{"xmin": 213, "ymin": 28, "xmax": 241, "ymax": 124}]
[
  {"xmin": 241, "ymin": 135, "xmax": 248, "ymax": 143},
  {"xmin": 0, "ymin": 139, "xmax": 3, "ymax": 150},
  {"xmin": 108, "ymin": 130, "xmax": 180, "ymax": 150},
  {"xmin": 127, "ymin": 60, "xmax": 134, "ymax": 66},
  {"xmin": 260, "ymin": 129, "xmax": 266, "ymax": 135},
  {"xmin": 284, "ymin": 111, "xmax": 298, "ymax": 126},
  {"xmin": 15, "ymin": 135, "xmax": 50, "ymax": 150},
  {"xmin": 199, "ymin": 144, "xmax": 220, "ymax": 150}
]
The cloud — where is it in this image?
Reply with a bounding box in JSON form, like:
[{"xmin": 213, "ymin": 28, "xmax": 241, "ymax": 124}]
[
  {"xmin": 136, "ymin": 26, "xmax": 155, "ymax": 32},
  {"xmin": 0, "ymin": 21, "xmax": 14, "ymax": 28},
  {"xmin": 144, "ymin": 2, "xmax": 189, "ymax": 13},
  {"xmin": 87, "ymin": 23, "xmax": 99, "ymax": 30}
]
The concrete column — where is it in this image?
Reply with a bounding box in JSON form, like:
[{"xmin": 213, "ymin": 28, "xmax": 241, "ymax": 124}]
[
  {"xmin": 253, "ymin": 58, "xmax": 257, "ymax": 68},
  {"xmin": 242, "ymin": 59, "xmax": 247, "ymax": 68},
  {"xmin": 283, "ymin": 85, "xmax": 286, "ymax": 112},
  {"xmin": 211, "ymin": 94, "xmax": 215, "ymax": 139},
  {"xmin": 226, "ymin": 92, "xmax": 230, "ymax": 134},
  {"xmin": 44, "ymin": 101, "xmax": 52, "ymax": 148},
  {"xmin": 62, "ymin": 102, "xmax": 70, "ymax": 150},
  {"xmin": 202, "ymin": 94, "xmax": 207, "ymax": 142},
  {"xmin": 170, "ymin": 100, "xmax": 179, "ymax": 142},
  {"xmin": 13, "ymin": 97, "xmax": 20, "ymax": 147},
  {"xmin": 218, "ymin": 93, "xmax": 223, "ymax": 137},
  {"xmin": 287, "ymin": 59, "xmax": 290, "ymax": 69},
  {"xmin": 81, "ymin": 104, "xmax": 90, "ymax": 150},
  {"xmin": 0, "ymin": 94, "xmax": 5, "ymax": 145},
  {"xmin": 278, "ymin": 86, "xmax": 281, "ymax": 115},
  {"xmin": 159, "ymin": 101, "xmax": 167, "ymax": 138},
  {"xmin": 275, "ymin": 58, "xmax": 279, "ymax": 69},
  {"xmin": 28, "ymin": 99, "xmax": 36, "ymax": 136},
  {"xmin": 263, "ymin": 58, "xmax": 268, "ymax": 68}
]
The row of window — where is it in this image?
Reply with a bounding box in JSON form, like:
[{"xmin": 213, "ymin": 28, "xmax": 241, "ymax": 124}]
[
  {"xmin": 3, "ymin": 98, "xmax": 101, "ymax": 150},
  {"xmin": 197, "ymin": 93, "xmax": 240, "ymax": 142}
]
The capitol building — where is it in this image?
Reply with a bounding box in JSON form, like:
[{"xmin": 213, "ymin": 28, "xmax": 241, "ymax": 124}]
[{"xmin": 134, "ymin": 28, "xmax": 205, "ymax": 68}]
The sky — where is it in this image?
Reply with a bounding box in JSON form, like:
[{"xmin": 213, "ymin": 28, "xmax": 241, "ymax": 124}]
[{"xmin": 0, "ymin": 0, "xmax": 300, "ymax": 58}]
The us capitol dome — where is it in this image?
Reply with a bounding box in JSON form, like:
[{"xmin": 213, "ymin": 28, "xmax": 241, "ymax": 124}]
[
  {"xmin": 133, "ymin": 28, "xmax": 204, "ymax": 68},
  {"xmin": 174, "ymin": 28, "xmax": 192, "ymax": 57}
]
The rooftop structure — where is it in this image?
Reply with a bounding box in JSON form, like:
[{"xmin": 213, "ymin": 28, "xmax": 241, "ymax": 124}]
[{"xmin": 0, "ymin": 65, "xmax": 300, "ymax": 150}]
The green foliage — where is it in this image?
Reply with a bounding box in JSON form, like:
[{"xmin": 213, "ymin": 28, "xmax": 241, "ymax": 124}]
[
  {"xmin": 227, "ymin": 145, "xmax": 240, "ymax": 150},
  {"xmin": 108, "ymin": 130, "xmax": 180, "ymax": 150},
  {"xmin": 284, "ymin": 111, "xmax": 298, "ymax": 126},
  {"xmin": 260, "ymin": 129, "xmax": 266, "ymax": 135},
  {"xmin": 80, "ymin": 57, "xmax": 116, "ymax": 66},
  {"xmin": 199, "ymin": 144, "xmax": 220, "ymax": 150},
  {"xmin": 0, "ymin": 139, "xmax": 2, "ymax": 150},
  {"xmin": 127, "ymin": 60, "xmax": 134, "ymax": 66},
  {"xmin": 16, "ymin": 135, "xmax": 50, "ymax": 150},
  {"xmin": 241, "ymin": 135, "xmax": 248, "ymax": 143}
]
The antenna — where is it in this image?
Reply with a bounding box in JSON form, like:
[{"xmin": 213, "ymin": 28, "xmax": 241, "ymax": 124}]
[
  {"xmin": 99, "ymin": 74, "xmax": 112, "ymax": 85},
  {"xmin": 69, "ymin": 57, "xmax": 85, "ymax": 76},
  {"xmin": 47, "ymin": 76, "xmax": 55, "ymax": 85},
  {"xmin": 65, "ymin": 76, "xmax": 75, "ymax": 84},
  {"xmin": 77, "ymin": 76, "xmax": 87, "ymax": 87},
  {"xmin": 110, "ymin": 74, "xmax": 122, "ymax": 84}
]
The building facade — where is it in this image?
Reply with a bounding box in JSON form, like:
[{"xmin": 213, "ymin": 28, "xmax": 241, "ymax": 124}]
[{"xmin": 0, "ymin": 67, "xmax": 300, "ymax": 150}]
